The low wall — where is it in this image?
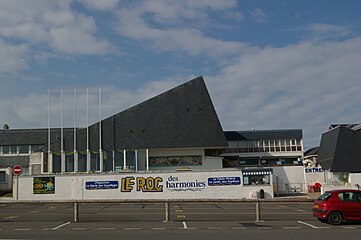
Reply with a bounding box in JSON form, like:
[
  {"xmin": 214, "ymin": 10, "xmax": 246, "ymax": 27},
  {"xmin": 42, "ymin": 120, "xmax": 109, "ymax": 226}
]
[{"xmin": 14, "ymin": 170, "xmax": 274, "ymax": 201}]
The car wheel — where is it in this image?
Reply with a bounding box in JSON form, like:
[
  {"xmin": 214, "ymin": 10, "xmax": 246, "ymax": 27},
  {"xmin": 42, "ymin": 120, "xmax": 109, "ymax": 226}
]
[{"xmin": 328, "ymin": 212, "xmax": 343, "ymax": 225}]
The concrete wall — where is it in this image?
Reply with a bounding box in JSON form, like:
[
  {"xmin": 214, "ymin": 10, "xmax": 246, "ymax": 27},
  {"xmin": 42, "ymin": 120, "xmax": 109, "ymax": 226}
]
[
  {"xmin": 273, "ymin": 166, "xmax": 306, "ymax": 193},
  {"xmin": 350, "ymin": 173, "xmax": 361, "ymax": 186},
  {"xmin": 14, "ymin": 170, "xmax": 273, "ymax": 201}
]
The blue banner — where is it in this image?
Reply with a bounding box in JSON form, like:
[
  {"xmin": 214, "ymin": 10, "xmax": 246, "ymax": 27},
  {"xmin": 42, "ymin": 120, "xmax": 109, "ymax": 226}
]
[
  {"xmin": 85, "ymin": 181, "xmax": 119, "ymax": 190},
  {"xmin": 208, "ymin": 177, "xmax": 241, "ymax": 186}
]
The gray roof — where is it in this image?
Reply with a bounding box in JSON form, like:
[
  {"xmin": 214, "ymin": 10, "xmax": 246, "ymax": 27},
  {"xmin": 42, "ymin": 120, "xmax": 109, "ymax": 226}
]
[
  {"xmin": 1, "ymin": 76, "xmax": 228, "ymax": 151},
  {"xmin": 224, "ymin": 129, "xmax": 303, "ymax": 141},
  {"xmin": 0, "ymin": 155, "xmax": 29, "ymax": 167},
  {"xmin": 95, "ymin": 76, "xmax": 228, "ymax": 150},
  {"xmin": 329, "ymin": 123, "xmax": 361, "ymax": 131},
  {"xmin": 318, "ymin": 126, "xmax": 361, "ymax": 172}
]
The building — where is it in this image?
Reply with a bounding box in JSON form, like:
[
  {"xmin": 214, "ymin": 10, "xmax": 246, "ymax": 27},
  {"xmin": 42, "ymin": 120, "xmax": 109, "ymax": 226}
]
[
  {"xmin": 1, "ymin": 76, "xmax": 307, "ymax": 198},
  {"xmin": 221, "ymin": 129, "xmax": 305, "ymax": 194},
  {"xmin": 1, "ymin": 76, "xmax": 228, "ymax": 192},
  {"xmin": 317, "ymin": 123, "xmax": 361, "ymax": 187}
]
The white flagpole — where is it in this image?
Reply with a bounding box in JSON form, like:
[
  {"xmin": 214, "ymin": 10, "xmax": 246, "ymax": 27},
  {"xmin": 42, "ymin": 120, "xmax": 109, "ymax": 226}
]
[
  {"xmin": 86, "ymin": 88, "xmax": 91, "ymax": 172},
  {"xmin": 48, "ymin": 89, "xmax": 53, "ymax": 173},
  {"xmin": 74, "ymin": 88, "xmax": 78, "ymax": 172},
  {"xmin": 99, "ymin": 88, "xmax": 103, "ymax": 172},
  {"xmin": 61, "ymin": 89, "xmax": 65, "ymax": 173}
]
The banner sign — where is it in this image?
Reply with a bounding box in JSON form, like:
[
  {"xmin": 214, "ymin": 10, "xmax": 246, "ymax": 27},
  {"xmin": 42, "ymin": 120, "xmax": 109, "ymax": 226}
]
[
  {"xmin": 305, "ymin": 168, "xmax": 323, "ymax": 173},
  {"xmin": 33, "ymin": 177, "xmax": 55, "ymax": 194},
  {"xmin": 208, "ymin": 177, "xmax": 241, "ymax": 186},
  {"xmin": 86, "ymin": 181, "xmax": 119, "ymax": 190}
]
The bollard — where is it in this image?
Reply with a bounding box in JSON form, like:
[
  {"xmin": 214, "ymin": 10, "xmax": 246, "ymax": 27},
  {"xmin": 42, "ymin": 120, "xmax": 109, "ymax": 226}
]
[
  {"xmin": 165, "ymin": 201, "xmax": 170, "ymax": 222},
  {"xmin": 74, "ymin": 202, "xmax": 79, "ymax": 222},
  {"xmin": 255, "ymin": 200, "xmax": 261, "ymax": 222}
]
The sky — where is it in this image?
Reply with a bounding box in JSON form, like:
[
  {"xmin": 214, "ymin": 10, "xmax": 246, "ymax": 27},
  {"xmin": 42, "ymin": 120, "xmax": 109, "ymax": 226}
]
[{"xmin": 1, "ymin": 0, "xmax": 361, "ymax": 150}]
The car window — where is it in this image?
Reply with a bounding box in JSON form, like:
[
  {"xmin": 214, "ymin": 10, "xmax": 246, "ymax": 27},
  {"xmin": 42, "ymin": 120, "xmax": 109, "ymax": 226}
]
[
  {"xmin": 355, "ymin": 192, "xmax": 361, "ymax": 201},
  {"xmin": 318, "ymin": 192, "xmax": 332, "ymax": 201},
  {"xmin": 338, "ymin": 192, "xmax": 360, "ymax": 202}
]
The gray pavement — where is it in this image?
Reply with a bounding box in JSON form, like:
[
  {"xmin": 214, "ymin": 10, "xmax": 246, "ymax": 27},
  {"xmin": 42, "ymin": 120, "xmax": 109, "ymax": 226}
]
[{"xmin": 1, "ymin": 201, "xmax": 361, "ymax": 239}]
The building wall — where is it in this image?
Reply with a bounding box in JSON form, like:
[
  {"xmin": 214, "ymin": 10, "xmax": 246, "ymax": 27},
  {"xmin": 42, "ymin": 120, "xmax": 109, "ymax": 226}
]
[
  {"xmin": 14, "ymin": 170, "xmax": 274, "ymax": 200},
  {"xmin": 272, "ymin": 166, "xmax": 306, "ymax": 193},
  {"xmin": 0, "ymin": 167, "xmax": 12, "ymax": 192}
]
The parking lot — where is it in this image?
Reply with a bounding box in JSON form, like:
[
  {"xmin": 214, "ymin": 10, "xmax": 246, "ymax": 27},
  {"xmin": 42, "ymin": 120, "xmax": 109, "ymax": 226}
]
[{"xmin": 1, "ymin": 202, "xmax": 361, "ymax": 240}]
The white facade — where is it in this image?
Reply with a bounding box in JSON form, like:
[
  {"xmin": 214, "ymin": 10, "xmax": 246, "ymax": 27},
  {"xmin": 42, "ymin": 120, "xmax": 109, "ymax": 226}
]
[{"xmin": 13, "ymin": 170, "xmax": 274, "ymax": 201}]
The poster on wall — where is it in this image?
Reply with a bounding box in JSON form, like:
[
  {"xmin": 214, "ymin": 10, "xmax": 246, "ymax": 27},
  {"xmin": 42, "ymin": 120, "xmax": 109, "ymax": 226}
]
[
  {"xmin": 33, "ymin": 177, "xmax": 55, "ymax": 194},
  {"xmin": 86, "ymin": 181, "xmax": 119, "ymax": 190},
  {"xmin": 208, "ymin": 177, "xmax": 241, "ymax": 186}
]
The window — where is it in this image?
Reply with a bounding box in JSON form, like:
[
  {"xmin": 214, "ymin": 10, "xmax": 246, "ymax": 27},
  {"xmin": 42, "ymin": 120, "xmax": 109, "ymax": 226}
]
[
  {"xmin": 31, "ymin": 145, "xmax": 41, "ymax": 153},
  {"xmin": 243, "ymin": 173, "xmax": 270, "ymax": 185},
  {"xmin": 338, "ymin": 192, "xmax": 360, "ymax": 202},
  {"xmin": 0, "ymin": 171, "xmax": 6, "ymax": 182},
  {"xmin": 2, "ymin": 146, "xmax": 9, "ymax": 154},
  {"xmin": 19, "ymin": 145, "xmax": 29, "ymax": 154},
  {"xmin": 149, "ymin": 155, "xmax": 202, "ymax": 167},
  {"xmin": 10, "ymin": 146, "xmax": 17, "ymax": 154},
  {"xmin": 239, "ymin": 159, "xmax": 259, "ymax": 166}
]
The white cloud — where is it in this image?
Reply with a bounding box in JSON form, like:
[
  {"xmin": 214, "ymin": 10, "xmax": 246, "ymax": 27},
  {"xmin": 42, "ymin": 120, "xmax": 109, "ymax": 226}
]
[
  {"xmin": 206, "ymin": 38, "xmax": 361, "ymax": 148},
  {"xmin": 305, "ymin": 23, "xmax": 352, "ymax": 41},
  {"xmin": 49, "ymin": 27, "xmax": 112, "ymax": 55},
  {"xmin": 0, "ymin": 38, "xmax": 28, "ymax": 73},
  {"xmin": 0, "ymin": 0, "xmax": 113, "ymax": 57},
  {"xmin": 115, "ymin": 0, "xmax": 245, "ymax": 57}
]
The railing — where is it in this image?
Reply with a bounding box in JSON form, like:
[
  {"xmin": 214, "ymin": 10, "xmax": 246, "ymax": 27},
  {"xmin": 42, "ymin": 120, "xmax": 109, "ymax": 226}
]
[{"xmin": 0, "ymin": 198, "xmax": 314, "ymax": 222}]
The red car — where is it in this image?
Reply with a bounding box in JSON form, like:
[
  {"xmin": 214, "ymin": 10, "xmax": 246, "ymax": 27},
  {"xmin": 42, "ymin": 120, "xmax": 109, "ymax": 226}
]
[{"xmin": 313, "ymin": 189, "xmax": 361, "ymax": 225}]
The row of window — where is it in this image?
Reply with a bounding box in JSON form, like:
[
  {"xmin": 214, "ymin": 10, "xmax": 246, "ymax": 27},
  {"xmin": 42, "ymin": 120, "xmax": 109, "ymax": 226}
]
[
  {"xmin": 223, "ymin": 158, "xmax": 301, "ymax": 168},
  {"xmin": 0, "ymin": 145, "xmax": 43, "ymax": 155},
  {"xmin": 226, "ymin": 139, "xmax": 303, "ymax": 153}
]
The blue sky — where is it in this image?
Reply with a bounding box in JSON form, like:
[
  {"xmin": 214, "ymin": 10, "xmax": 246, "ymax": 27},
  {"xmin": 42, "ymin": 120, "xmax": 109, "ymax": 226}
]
[{"xmin": 1, "ymin": 0, "xmax": 361, "ymax": 149}]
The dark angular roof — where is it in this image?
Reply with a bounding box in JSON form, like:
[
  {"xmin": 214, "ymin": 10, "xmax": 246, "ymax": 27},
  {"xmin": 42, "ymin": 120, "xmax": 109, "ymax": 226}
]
[
  {"xmin": 93, "ymin": 76, "xmax": 228, "ymax": 150},
  {"xmin": 1, "ymin": 76, "xmax": 227, "ymax": 151},
  {"xmin": 317, "ymin": 126, "xmax": 361, "ymax": 172},
  {"xmin": 224, "ymin": 129, "xmax": 303, "ymax": 141},
  {"xmin": 329, "ymin": 123, "xmax": 361, "ymax": 131}
]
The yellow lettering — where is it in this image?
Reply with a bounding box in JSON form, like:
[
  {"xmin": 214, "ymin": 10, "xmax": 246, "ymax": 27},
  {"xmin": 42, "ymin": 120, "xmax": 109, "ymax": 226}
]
[
  {"xmin": 154, "ymin": 177, "xmax": 163, "ymax": 191},
  {"xmin": 136, "ymin": 177, "xmax": 163, "ymax": 192},
  {"xmin": 136, "ymin": 177, "xmax": 146, "ymax": 192},
  {"xmin": 121, "ymin": 177, "xmax": 134, "ymax": 192}
]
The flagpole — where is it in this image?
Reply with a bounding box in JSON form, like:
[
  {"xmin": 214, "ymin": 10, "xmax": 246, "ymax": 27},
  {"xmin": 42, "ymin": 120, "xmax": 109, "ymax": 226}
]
[
  {"xmin": 74, "ymin": 88, "xmax": 78, "ymax": 172},
  {"xmin": 99, "ymin": 88, "xmax": 103, "ymax": 172},
  {"xmin": 61, "ymin": 89, "xmax": 65, "ymax": 173},
  {"xmin": 47, "ymin": 89, "xmax": 53, "ymax": 173},
  {"xmin": 86, "ymin": 88, "xmax": 91, "ymax": 172}
]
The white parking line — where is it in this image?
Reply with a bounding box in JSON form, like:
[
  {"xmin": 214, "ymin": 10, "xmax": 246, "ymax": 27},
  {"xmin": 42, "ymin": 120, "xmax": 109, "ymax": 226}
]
[
  {"xmin": 182, "ymin": 222, "xmax": 188, "ymax": 229},
  {"xmin": 52, "ymin": 221, "xmax": 71, "ymax": 230},
  {"xmin": 298, "ymin": 221, "xmax": 318, "ymax": 228},
  {"xmin": 14, "ymin": 228, "xmax": 30, "ymax": 231}
]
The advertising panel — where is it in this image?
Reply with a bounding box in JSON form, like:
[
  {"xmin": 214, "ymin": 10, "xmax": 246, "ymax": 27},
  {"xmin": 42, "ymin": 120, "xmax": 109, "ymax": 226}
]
[
  {"xmin": 33, "ymin": 177, "xmax": 55, "ymax": 194},
  {"xmin": 85, "ymin": 181, "xmax": 119, "ymax": 190}
]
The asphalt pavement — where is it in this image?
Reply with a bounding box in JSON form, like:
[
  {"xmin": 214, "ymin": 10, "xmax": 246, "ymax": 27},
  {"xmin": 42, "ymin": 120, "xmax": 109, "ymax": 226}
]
[{"xmin": 1, "ymin": 201, "xmax": 361, "ymax": 240}]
